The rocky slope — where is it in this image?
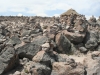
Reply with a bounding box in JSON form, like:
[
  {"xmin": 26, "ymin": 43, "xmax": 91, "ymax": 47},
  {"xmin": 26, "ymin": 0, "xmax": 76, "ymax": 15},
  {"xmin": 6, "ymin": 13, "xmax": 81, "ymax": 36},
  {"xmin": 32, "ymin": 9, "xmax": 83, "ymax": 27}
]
[{"xmin": 0, "ymin": 9, "xmax": 100, "ymax": 75}]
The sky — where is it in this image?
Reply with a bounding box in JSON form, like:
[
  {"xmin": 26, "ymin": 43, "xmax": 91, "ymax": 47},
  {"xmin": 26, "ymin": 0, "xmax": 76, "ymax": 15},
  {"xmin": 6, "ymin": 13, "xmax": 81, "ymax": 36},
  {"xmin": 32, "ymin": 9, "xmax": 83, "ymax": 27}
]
[{"xmin": 0, "ymin": 0, "xmax": 100, "ymax": 19}]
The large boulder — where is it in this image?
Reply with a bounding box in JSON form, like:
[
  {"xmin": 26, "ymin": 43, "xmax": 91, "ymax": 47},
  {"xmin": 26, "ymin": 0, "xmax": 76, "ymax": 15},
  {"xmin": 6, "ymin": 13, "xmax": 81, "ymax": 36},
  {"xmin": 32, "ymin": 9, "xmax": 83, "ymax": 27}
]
[
  {"xmin": 16, "ymin": 42, "xmax": 41, "ymax": 60},
  {"xmin": 16, "ymin": 36, "xmax": 48, "ymax": 60},
  {"xmin": 84, "ymin": 31, "xmax": 98, "ymax": 49},
  {"xmin": 62, "ymin": 30, "xmax": 86, "ymax": 44},
  {"xmin": 55, "ymin": 33, "xmax": 75, "ymax": 54},
  {"xmin": 0, "ymin": 46, "xmax": 18, "ymax": 75}
]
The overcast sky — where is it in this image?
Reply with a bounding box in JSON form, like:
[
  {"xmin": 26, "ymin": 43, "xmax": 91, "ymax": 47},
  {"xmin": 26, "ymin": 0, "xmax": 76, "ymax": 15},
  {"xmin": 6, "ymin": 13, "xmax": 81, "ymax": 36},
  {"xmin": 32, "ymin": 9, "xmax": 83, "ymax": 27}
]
[{"xmin": 0, "ymin": 0, "xmax": 100, "ymax": 19}]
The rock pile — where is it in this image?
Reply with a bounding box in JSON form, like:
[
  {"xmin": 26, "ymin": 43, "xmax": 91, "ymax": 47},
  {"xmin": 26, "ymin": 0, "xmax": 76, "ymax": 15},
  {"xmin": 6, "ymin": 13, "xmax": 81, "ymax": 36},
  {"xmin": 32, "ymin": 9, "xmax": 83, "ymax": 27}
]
[{"xmin": 0, "ymin": 9, "xmax": 100, "ymax": 75}]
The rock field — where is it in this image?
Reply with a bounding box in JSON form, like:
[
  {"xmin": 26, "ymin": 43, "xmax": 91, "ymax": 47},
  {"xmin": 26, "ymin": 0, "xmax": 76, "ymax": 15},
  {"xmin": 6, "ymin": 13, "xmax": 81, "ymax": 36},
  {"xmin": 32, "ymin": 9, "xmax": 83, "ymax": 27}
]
[{"xmin": 0, "ymin": 9, "xmax": 100, "ymax": 75}]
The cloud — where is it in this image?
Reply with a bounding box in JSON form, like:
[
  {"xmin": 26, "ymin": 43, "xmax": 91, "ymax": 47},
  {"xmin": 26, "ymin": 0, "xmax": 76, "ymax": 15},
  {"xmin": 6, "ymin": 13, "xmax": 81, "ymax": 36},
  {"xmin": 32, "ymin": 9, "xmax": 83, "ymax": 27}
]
[
  {"xmin": 0, "ymin": 0, "xmax": 100, "ymax": 17},
  {"xmin": 17, "ymin": 13, "xmax": 23, "ymax": 16},
  {"xmin": 53, "ymin": 14, "xmax": 60, "ymax": 17},
  {"xmin": 36, "ymin": 13, "xmax": 48, "ymax": 17}
]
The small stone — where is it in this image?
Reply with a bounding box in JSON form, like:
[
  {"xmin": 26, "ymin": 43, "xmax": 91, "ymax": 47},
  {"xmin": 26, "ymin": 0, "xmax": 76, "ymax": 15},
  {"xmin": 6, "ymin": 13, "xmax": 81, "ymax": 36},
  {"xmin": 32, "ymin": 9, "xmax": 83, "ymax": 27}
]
[
  {"xmin": 41, "ymin": 43, "xmax": 50, "ymax": 48},
  {"xmin": 14, "ymin": 71, "xmax": 21, "ymax": 75},
  {"xmin": 79, "ymin": 47, "xmax": 88, "ymax": 53}
]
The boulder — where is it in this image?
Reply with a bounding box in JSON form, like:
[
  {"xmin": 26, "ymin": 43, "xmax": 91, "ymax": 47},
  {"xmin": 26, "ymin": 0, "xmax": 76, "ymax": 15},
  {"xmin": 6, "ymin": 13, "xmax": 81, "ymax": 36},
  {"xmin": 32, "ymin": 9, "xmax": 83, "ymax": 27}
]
[
  {"xmin": 0, "ymin": 46, "xmax": 19, "ymax": 75},
  {"xmin": 16, "ymin": 42, "xmax": 41, "ymax": 60},
  {"xmin": 79, "ymin": 47, "xmax": 88, "ymax": 53},
  {"xmin": 2, "ymin": 28, "xmax": 10, "ymax": 36},
  {"xmin": 20, "ymin": 29, "xmax": 31, "ymax": 37},
  {"xmin": 32, "ymin": 36, "xmax": 48, "ymax": 46},
  {"xmin": 62, "ymin": 30, "xmax": 86, "ymax": 44},
  {"xmin": 16, "ymin": 36, "xmax": 48, "ymax": 60},
  {"xmin": 7, "ymin": 35, "xmax": 21, "ymax": 46},
  {"xmin": 84, "ymin": 31, "xmax": 98, "ymax": 49},
  {"xmin": 55, "ymin": 33, "xmax": 74, "ymax": 54}
]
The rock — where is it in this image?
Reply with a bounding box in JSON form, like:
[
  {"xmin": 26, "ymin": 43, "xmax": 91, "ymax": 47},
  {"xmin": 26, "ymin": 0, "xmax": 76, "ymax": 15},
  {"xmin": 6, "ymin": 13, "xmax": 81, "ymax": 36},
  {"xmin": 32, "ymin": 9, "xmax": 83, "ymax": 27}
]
[
  {"xmin": 55, "ymin": 33, "xmax": 73, "ymax": 54},
  {"xmin": 83, "ymin": 51, "xmax": 100, "ymax": 75},
  {"xmin": 24, "ymin": 61, "xmax": 51, "ymax": 75},
  {"xmin": 51, "ymin": 62, "xmax": 85, "ymax": 75},
  {"xmin": 16, "ymin": 42, "xmax": 41, "ymax": 60},
  {"xmin": 21, "ymin": 29, "xmax": 31, "ymax": 37},
  {"xmin": 84, "ymin": 31, "xmax": 98, "ymax": 49},
  {"xmin": 42, "ymin": 43, "xmax": 50, "ymax": 48},
  {"xmin": 32, "ymin": 36, "xmax": 48, "ymax": 46},
  {"xmin": 14, "ymin": 71, "xmax": 21, "ymax": 75},
  {"xmin": 41, "ymin": 42, "xmax": 50, "ymax": 51},
  {"xmin": 0, "ymin": 34, "xmax": 6, "ymax": 44},
  {"xmin": 0, "ymin": 46, "xmax": 19, "ymax": 75},
  {"xmin": 46, "ymin": 25, "xmax": 59, "ymax": 35},
  {"xmin": 62, "ymin": 30, "xmax": 86, "ymax": 44},
  {"xmin": 0, "ymin": 43, "xmax": 5, "ymax": 52},
  {"xmin": 98, "ymin": 31, "xmax": 100, "ymax": 44},
  {"xmin": 7, "ymin": 35, "xmax": 21, "ymax": 46},
  {"xmin": 33, "ymin": 50, "xmax": 66, "ymax": 67},
  {"xmin": 22, "ymin": 36, "xmax": 31, "ymax": 43},
  {"xmin": 79, "ymin": 47, "xmax": 88, "ymax": 53},
  {"xmin": 96, "ymin": 45, "xmax": 100, "ymax": 51},
  {"xmin": 30, "ymin": 32, "xmax": 43, "ymax": 38},
  {"xmin": 47, "ymin": 33, "xmax": 55, "ymax": 40},
  {"xmin": 73, "ymin": 18, "xmax": 87, "ymax": 33},
  {"xmin": 30, "ymin": 29, "xmax": 41, "ymax": 34},
  {"xmin": 19, "ymin": 58, "xmax": 29, "ymax": 65},
  {"xmin": 2, "ymin": 28, "xmax": 10, "ymax": 36},
  {"xmin": 16, "ymin": 36, "xmax": 48, "ymax": 60}
]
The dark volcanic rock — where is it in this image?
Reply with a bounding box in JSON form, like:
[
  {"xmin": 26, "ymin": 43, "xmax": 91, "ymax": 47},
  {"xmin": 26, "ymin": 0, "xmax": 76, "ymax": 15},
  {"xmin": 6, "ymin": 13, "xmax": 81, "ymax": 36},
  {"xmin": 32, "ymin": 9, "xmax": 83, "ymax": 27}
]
[
  {"xmin": 55, "ymin": 33, "xmax": 74, "ymax": 54},
  {"xmin": 16, "ymin": 42, "xmax": 41, "ymax": 60},
  {"xmin": 84, "ymin": 31, "xmax": 98, "ymax": 50},
  {"xmin": 16, "ymin": 36, "xmax": 48, "ymax": 60},
  {"xmin": 32, "ymin": 36, "xmax": 48, "ymax": 45},
  {"xmin": 0, "ymin": 46, "xmax": 18, "ymax": 75},
  {"xmin": 79, "ymin": 47, "xmax": 88, "ymax": 53},
  {"xmin": 7, "ymin": 35, "xmax": 21, "ymax": 46}
]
